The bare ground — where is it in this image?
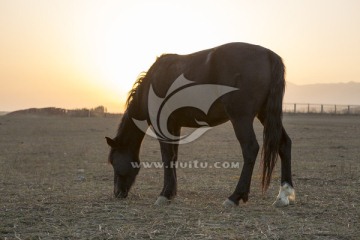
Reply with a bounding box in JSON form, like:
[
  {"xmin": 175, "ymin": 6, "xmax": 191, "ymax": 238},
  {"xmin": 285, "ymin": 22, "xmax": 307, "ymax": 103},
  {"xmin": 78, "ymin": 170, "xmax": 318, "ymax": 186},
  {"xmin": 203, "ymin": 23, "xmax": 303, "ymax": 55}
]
[{"xmin": 0, "ymin": 114, "xmax": 359, "ymax": 239}]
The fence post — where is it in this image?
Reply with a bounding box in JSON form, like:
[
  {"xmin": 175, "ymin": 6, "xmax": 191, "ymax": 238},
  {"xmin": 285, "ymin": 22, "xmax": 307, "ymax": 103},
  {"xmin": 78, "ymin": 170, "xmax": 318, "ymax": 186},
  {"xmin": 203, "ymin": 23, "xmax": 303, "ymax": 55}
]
[
  {"xmin": 307, "ymin": 104, "xmax": 310, "ymax": 113},
  {"xmin": 294, "ymin": 104, "xmax": 296, "ymax": 113},
  {"xmin": 348, "ymin": 105, "xmax": 350, "ymax": 114},
  {"xmin": 321, "ymin": 105, "xmax": 324, "ymax": 114},
  {"xmin": 335, "ymin": 105, "xmax": 337, "ymax": 114}
]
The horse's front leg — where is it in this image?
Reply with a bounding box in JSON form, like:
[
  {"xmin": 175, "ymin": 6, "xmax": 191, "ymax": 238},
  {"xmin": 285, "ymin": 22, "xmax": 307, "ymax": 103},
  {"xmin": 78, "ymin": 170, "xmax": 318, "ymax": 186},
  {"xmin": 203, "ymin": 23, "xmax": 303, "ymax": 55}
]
[{"xmin": 155, "ymin": 139, "xmax": 180, "ymax": 205}]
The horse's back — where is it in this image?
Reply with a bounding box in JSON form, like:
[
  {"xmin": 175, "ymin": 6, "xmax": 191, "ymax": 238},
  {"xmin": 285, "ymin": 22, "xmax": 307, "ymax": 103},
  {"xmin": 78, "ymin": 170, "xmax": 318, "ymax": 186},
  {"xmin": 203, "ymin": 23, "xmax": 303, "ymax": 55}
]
[
  {"xmin": 150, "ymin": 42, "xmax": 275, "ymax": 87},
  {"xmin": 145, "ymin": 42, "xmax": 282, "ymax": 125}
]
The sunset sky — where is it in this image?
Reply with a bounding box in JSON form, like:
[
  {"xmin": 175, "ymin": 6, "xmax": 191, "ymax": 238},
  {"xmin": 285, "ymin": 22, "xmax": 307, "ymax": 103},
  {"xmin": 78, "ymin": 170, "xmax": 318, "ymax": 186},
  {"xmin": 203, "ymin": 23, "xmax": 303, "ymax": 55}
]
[{"xmin": 1, "ymin": 0, "xmax": 360, "ymax": 112}]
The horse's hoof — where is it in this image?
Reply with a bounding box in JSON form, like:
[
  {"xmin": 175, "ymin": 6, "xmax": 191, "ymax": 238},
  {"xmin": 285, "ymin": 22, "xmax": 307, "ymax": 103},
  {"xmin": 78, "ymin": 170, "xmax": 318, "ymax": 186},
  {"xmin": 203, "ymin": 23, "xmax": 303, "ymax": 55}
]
[
  {"xmin": 273, "ymin": 182, "xmax": 295, "ymax": 207},
  {"xmin": 154, "ymin": 196, "xmax": 171, "ymax": 206},
  {"xmin": 222, "ymin": 199, "xmax": 237, "ymax": 208},
  {"xmin": 272, "ymin": 197, "xmax": 289, "ymax": 207}
]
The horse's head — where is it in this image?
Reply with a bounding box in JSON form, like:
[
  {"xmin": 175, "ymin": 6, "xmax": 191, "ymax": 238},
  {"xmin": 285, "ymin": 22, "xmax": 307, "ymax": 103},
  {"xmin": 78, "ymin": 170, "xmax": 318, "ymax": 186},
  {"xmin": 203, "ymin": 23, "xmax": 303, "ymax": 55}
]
[{"xmin": 106, "ymin": 137, "xmax": 140, "ymax": 198}]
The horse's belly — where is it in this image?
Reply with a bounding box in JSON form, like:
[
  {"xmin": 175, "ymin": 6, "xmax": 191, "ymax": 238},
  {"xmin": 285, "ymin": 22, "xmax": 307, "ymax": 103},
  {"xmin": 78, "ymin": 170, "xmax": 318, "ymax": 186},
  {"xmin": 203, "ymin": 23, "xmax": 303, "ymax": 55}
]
[{"xmin": 170, "ymin": 101, "xmax": 229, "ymax": 128}]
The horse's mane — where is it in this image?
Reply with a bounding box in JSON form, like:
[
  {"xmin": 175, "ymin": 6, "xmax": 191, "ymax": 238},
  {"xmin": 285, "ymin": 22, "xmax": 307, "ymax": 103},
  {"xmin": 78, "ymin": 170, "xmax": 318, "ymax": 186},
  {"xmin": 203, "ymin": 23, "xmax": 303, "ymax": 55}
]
[
  {"xmin": 126, "ymin": 72, "xmax": 147, "ymax": 107},
  {"xmin": 125, "ymin": 55, "xmax": 171, "ymax": 107}
]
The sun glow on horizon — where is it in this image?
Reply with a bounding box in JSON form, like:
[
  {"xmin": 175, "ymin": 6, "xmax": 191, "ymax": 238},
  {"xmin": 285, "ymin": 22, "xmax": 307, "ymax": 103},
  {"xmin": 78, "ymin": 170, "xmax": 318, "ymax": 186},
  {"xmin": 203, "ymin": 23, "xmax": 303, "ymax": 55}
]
[
  {"xmin": 56, "ymin": 1, "xmax": 239, "ymax": 112},
  {"xmin": 1, "ymin": 0, "xmax": 360, "ymax": 112}
]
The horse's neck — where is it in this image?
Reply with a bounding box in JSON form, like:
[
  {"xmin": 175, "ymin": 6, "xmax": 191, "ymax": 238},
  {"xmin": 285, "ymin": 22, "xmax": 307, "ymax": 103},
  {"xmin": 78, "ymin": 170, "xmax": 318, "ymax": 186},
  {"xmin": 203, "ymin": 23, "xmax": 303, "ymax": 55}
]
[{"xmin": 115, "ymin": 110, "xmax": 145, "ymax": 156}]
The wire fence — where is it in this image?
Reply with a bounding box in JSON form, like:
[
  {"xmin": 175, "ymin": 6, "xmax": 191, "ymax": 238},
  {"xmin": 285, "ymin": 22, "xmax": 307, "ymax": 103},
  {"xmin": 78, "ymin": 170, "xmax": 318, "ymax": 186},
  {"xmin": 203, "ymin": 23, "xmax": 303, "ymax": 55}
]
[{"xmin": 283, "ymin": 103, "xmax": 360, "ymax": 115}]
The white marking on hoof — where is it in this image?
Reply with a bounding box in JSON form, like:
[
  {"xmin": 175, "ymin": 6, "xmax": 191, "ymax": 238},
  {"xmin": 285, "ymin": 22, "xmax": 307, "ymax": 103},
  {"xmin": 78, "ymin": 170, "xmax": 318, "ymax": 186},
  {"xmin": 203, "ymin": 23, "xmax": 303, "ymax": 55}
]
[
  {"xmin": 222, "ymin": 199, "xmax": 237, "ymax": 208},
  {"xmin": 154, "ymin": 196, "xmax": 171, "ymax": 206},
  {"xmin": 273, "ymin": 183, "xmax": 295, "ymax": 207},
  {"xmin": 273, "ymin": 195, "xmax": 290, "ymax": 207}
]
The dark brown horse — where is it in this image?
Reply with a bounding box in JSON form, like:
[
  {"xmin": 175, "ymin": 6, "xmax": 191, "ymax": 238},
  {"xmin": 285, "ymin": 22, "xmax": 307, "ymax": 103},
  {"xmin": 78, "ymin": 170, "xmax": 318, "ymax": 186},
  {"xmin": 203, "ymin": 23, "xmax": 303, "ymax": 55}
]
[{"xmin": 106, "ymin": 42, "xmax": 295, "ymax": 207}]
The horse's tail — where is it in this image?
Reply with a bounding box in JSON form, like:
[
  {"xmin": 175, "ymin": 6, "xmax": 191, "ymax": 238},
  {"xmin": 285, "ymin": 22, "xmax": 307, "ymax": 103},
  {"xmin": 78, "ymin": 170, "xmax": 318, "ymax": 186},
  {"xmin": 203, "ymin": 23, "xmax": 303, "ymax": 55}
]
[{"xmin": 261, "ymin": 54, "xmax": 285, "ymax": 191}]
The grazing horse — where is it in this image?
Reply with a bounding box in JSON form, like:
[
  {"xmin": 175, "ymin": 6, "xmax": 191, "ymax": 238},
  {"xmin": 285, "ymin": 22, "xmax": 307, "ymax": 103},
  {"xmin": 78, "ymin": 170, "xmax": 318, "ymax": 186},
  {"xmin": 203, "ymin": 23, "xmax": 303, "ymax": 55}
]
[{"xmin": 106, "ymin": 42, "xmax": 295, "ymax": 207}]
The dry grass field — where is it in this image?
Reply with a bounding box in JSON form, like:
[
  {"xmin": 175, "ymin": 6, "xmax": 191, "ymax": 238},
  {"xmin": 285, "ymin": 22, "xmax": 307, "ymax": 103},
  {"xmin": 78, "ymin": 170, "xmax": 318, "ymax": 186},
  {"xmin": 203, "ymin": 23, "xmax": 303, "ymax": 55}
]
[{"xmin": 0, "ymin": 114, "xmax": 359, "ymax": 239}]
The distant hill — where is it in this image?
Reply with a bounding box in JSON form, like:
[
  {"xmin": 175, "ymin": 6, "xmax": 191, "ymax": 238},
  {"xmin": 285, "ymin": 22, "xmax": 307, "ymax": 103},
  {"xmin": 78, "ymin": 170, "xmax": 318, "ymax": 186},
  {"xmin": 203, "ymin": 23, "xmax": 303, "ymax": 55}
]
[
  {"xmin": 6, "ymin": 106, "xmax": 120, "ymax": 117},
  {"xmin": 0, "ymin": 111, "xmax": 8, "ymax": 116},
  {"xmin": 284, "ymin": 82, "xmax": 360, "ymax": 105},
  {"xmin": 8, "ymin": 107, "xmax": 67, "ymax": 116}
]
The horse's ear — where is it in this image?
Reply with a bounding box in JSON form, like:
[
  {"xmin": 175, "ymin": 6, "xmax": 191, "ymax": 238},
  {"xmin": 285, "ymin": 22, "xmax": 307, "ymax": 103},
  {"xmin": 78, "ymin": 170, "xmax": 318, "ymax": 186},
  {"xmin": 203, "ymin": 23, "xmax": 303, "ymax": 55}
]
[{"xmin": 105, "ymin": 137, "xmax": 117, "ymax": 148}]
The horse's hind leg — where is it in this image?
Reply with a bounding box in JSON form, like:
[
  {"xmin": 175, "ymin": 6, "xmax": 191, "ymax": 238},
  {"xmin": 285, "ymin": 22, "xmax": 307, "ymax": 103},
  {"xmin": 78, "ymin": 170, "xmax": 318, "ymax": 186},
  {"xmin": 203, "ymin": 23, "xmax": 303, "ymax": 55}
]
[
  {"xmin": 258, "ymin": 113, "xmax": 295, "ymax": 207},
  {"xmin": 273, "ymin": 127, "xmax": 295, "ymax": 207},
  {"xmin": 223, "ymin": 117, "xmax": 260, "ymax": 207}
]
